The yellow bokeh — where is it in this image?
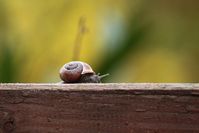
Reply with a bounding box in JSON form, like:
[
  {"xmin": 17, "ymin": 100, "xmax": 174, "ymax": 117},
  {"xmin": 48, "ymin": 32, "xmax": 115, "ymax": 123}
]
[{"xmin": 0, "ymin": 0, "xmax": 199, "ymax": 82}]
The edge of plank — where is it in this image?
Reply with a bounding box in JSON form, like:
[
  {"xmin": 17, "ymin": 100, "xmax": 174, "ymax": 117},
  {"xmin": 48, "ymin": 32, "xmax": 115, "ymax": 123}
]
[{"xmin": 0, "ymin": 83, "xmax": 198, "ymax": 91}]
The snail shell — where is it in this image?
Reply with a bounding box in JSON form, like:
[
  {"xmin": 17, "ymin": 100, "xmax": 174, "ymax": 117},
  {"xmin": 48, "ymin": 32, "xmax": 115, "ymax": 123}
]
[{"xmin": 59, "ymin": 61, "xmax": 95, "ymax": 83}]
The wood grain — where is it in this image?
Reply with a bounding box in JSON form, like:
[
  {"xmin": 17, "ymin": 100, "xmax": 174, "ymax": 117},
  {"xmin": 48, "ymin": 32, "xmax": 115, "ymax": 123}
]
[{"xmin": 0, "ymin": 83, "xmax": 199, "ymax": 133}]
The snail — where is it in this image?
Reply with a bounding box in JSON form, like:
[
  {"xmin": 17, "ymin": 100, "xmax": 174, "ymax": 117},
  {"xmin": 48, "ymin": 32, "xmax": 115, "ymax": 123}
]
[{"xmin": 59, "ymin": 61, "xmax": 109, "ymax": 83}]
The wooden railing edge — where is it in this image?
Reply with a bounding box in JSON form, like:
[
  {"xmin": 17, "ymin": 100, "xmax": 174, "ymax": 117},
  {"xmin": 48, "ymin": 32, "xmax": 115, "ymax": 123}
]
[
  {"xmin": 0, "ymin": 83, "xmax": 199, "ymax": 90},
  {"xmin": 1, "ymin": 83, "xmax": 199, "ymax": 133}
]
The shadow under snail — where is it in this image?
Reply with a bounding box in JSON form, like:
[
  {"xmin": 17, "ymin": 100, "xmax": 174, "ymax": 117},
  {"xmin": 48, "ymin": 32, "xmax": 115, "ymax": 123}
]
[{"xmin": 59, "ymin": 61, "xmax": 109, "ymax": 83}]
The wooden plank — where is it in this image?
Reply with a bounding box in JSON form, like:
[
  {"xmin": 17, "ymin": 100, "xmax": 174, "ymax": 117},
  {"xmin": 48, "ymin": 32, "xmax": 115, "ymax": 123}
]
[{"xmin": 0, "ymin": 83, "xmax": 199, "ymax": 133}]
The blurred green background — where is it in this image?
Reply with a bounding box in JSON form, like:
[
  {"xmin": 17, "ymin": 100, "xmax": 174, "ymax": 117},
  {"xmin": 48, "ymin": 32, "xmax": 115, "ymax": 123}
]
[{"xmin": 0, "ymin": 0, "xmax": 199, "ymax": 83}]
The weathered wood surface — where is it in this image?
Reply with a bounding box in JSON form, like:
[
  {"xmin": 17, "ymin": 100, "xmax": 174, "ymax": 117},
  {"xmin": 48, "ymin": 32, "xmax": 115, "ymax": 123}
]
[{"xmin": 0, "ymin": 83, "xmax": 199, "ymax": 133}]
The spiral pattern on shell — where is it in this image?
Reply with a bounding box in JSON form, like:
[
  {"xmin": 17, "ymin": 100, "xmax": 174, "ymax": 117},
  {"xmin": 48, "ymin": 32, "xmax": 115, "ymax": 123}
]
[{"xmin": 59, "ymin": 61, "xmax": 94, "ymax": 83}]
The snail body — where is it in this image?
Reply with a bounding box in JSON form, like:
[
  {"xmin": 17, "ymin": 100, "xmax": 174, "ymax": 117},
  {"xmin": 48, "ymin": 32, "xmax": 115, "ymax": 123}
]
[{"xmin": 59, "ymin": 61, "xmax": 108, "ymax": 83}]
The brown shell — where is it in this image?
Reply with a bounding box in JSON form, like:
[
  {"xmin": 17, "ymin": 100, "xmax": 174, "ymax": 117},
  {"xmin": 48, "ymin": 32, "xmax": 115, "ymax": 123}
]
[{"xmin": 59, "ymin": 61, "xmax": 95, "ymax": 83}]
